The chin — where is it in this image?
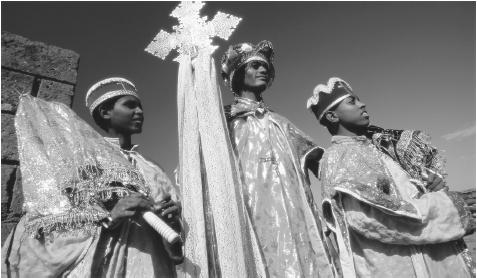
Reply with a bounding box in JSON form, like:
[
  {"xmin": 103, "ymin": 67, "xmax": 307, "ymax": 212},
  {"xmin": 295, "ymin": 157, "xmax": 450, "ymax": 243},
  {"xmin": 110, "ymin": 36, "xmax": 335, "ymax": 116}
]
[
  {"xmin": 253, "ymin": 84, "xmax": 268, "ymax": 93},
  {"xmin": 129, "ymin": 127, "xmax": 142, "ymax": 134},
  {"xmin": 360, "ymin": 121, "xmax": 370, "ymax": 128}
]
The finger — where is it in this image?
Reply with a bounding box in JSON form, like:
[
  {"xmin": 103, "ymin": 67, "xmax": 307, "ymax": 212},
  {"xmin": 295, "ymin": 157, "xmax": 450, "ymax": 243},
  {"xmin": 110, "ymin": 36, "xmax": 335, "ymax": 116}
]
[
  {"xmin": 160, "ymin": 194, "xmax": 172, "ymax": 203},
  {"xmin": 137, "ymin": 199, "xmax": 155, "ymax": 210},
  {"xmin": 113, "ymin": 210, "xmax": 135, "ymax": 220},
  {"xmin": 430, "ymin": 180, "xmax": 446, "ymax": 191},
  {"xmin": 161, "ymin": 206, "xmax": 180, "ymax": 217},
  {"xmin": 426, "ymin": 173, "xmax": 437, "ymax": 186},
  {"xmin": 433, "ymin": 183, "xmax": 446, "ymax": 192},
  {"xmin": 154, "ymin": 200, "xmax": 175, "ymax": 211},
  {"xmin": 125, "ymin": 198, "xmax": 154, "ymax": 211}
]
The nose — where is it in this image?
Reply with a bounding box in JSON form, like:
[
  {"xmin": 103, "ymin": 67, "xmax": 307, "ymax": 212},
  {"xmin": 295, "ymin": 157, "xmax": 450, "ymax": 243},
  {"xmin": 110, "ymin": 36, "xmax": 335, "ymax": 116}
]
[
  {"xmin": 356, "ymin": 99, "xmax": 366, "ymax": 109},
  {"xmin": 258, "ymin": 65, "xmax": 268, "ymax": 74},
  {"xmin": 134, "ymin": 106, "xmax": 143, "ymax": 114}
]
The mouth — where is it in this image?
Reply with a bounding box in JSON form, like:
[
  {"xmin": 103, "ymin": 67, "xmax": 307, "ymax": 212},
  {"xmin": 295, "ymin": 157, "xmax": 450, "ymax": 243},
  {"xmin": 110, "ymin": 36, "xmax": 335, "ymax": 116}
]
[
  {"xmin": 132, "ymin": 118, "xmax": 144, "ymax": 123},
  {"xmin": 361, "ymin": 111, "xmax": 369, "ymax": 118}
]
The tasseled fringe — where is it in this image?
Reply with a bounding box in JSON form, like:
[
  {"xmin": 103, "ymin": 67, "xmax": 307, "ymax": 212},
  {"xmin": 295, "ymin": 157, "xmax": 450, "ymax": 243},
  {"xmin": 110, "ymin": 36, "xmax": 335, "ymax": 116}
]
[
  {"xmin": 23, "ymin": 165, "xmax": 148, "ymax": 239},
  {"xmin": 71, "ymin": 165, "xmax": 146, "ymax": 190},
  {"xmin": 397, "ymin": 130, "xmax": 447, "ymax": 181},
  {"xmin": 24, "ymin": 209, "xmax": 108, "ymax": 239}
]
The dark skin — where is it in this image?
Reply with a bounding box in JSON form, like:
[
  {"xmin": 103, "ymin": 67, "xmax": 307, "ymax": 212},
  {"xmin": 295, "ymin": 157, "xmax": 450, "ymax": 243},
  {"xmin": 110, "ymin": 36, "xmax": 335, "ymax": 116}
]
[
  {"xmin": 97, "ymin": 95, "xmax": 182, "ymax": 261},
  {"xmin": 323, "ymin": 95, "xmax": 447, "ymax": 192},
  {"xmin": 236, "ymin": 61, "xmax": 324, "ymax": 174},
  {"xmin": 236, "ymin": 61, "xmax": 270, "ymax": 101}
]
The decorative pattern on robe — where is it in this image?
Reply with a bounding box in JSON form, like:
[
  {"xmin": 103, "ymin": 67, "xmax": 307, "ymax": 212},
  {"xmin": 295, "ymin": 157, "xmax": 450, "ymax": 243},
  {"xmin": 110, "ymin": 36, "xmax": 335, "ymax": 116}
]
[
  {"xmin": 320, "ymin": 135, "xmax": 474, "ymax": 278},
  {"xmin": 226, "ymin": 97, "xmax": 334, "ymax": 278},
  {"xmin": 2, "ymin": 135, "xmax": 181, "ymax": 277}
]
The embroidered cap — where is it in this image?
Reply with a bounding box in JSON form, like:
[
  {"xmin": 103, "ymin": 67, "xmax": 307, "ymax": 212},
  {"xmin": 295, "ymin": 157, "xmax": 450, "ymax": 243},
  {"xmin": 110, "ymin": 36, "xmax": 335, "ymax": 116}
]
[
  {"xmin": 221, "ymin": 40, "xmax": 275, "ymax": 93},
  {"xmin": 306, "ymin": 77, "xmax": 353, "ymax": 122},
  {"xmin": 85, "ymin": 77, "xmax": 139, "ymax": 115}
]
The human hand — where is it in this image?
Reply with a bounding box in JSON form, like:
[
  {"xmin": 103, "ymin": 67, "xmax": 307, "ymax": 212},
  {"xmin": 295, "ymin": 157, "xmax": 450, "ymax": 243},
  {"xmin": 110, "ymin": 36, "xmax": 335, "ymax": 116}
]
[
  {"xmin": 153, "ymin": 194, "xmax": 182, "ymax": 225},
  {"xmin": 110, "ymin": 192, "xmax": 154, "ymax": 223},
  {"xmin": 422, "ymin": 168, "xmax": 448, "ymax": 192}
]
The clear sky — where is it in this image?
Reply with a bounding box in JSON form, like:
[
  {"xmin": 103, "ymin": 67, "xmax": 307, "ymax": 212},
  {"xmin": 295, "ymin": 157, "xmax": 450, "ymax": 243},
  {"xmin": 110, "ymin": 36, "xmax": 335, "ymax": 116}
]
[{"xmin": 2, "ymin": 2, "xmax": 475, "ymax": 197}]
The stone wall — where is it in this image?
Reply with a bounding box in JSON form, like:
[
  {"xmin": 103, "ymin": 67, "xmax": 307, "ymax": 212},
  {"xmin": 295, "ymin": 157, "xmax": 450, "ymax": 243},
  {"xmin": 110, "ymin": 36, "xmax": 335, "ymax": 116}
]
[{"xmin": 1, "ymin": 31, "xmax": 79, "ymax": 243}]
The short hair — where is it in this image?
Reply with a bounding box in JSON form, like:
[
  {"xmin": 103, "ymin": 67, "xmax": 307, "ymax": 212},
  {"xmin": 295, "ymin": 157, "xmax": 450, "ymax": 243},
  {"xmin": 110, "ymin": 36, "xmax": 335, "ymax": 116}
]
[
  {"xmin": 312, "ymin": 103, "xmax": 339, "ymax": 135},
  {"xmin": 92, "ymin": 95, "xmax": 121, "ymax": 131},
  {"xmin": 231, "ymin": 65, "xmax": 246, "ymax": 94}
]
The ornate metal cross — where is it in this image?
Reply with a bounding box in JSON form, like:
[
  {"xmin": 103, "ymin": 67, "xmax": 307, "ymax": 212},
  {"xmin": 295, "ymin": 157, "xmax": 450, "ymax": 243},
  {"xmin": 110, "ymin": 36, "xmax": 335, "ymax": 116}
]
[{"xmin": 145, "ymin": 1, "xmax": 242, "ymax": 61}]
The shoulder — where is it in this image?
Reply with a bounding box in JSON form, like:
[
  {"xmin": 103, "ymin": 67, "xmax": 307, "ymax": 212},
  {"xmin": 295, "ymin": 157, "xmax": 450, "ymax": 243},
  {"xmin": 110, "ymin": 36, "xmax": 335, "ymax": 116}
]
[
  {"xmin": 321, "ymin": 142, "xmax": 364, "ymax": 168},
  {"xmin": 136, "ymin": 152, "xmax": 168, "ymax": 173}
]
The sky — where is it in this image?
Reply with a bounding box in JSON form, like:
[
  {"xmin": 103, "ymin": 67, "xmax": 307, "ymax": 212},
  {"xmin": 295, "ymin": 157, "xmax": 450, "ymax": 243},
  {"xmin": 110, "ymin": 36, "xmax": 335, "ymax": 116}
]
[{"xmin": 2, "ymin": 2, "xmax": 475, "ymax": 196}]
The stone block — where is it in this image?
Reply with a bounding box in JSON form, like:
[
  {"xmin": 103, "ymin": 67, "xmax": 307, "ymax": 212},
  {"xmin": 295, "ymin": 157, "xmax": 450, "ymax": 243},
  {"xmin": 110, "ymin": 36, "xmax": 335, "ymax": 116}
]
[
  {"xmin": 1, "ymin": 113, "xmax": 17, "ymax": 161},
  {"xmin": 1, "ymin": 164, "xmax": 17, "ymax": 220},
  {"xmin": 2, "ymin": 31, "xmax": 79, "ymax": 83},
  {"xmin": 1, "ymin": 70, "xmax": 34, "ymax": 113},
  {"xmin": 37, "ymin": 79, "xmax": 74, "ymax": 107}
]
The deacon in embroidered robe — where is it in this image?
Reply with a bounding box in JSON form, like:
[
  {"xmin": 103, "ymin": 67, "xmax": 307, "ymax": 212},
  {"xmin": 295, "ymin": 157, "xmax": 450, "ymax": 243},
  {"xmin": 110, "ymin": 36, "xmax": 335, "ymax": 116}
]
[
  {"xmin": 2, "ymin": 77, "xmax": 183, "ymax": 277},
  {"xmin": 306, "ymin": 77, "xmax": 475, "ymax": 278},
  {"xmin": 220, "ymin": 41, "xmax": 335, "ymax": 277}
]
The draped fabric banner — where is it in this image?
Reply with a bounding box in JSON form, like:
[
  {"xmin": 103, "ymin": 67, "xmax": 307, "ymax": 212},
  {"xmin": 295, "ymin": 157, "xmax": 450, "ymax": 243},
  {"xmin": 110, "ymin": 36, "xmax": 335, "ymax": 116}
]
[
  {"xmin": 176, "ymin": 51, "xmax": 266, "ymax": 278},
  {"xmin": 14, "ymin": 95, "xmax": 146, "ymax": 237},
  {"xmin": 144, "ymin": 3, "xmax": 266, "ymax": 276}
]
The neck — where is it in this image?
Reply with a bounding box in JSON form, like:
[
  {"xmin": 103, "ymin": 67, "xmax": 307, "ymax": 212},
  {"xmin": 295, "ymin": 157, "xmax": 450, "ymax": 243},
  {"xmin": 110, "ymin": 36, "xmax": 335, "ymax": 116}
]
[
  {"xmin": 107, "ymin": 130, "xmax": 133, "ymax": 150},
  {"xmin": 335, "ymin": 124, "xmax": 367, "ymax": 137},
  {"xmin": 238, "ymin": 90, "xmax": 263, "ymax": 102}
]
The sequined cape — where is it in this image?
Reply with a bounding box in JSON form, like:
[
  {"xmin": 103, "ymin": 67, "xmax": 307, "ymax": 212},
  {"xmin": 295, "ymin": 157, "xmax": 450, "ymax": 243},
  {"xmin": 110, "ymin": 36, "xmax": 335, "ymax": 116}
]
[
  {"xmin": 225, "ymin": 97, "xmax": 335, "ymax": 278},
  {"xmin": 367, "ymin": 126, "xmax": 475, "ymax": 276},
  {"xmin": 320, "ymin": 135, "xmax": 475, "ymax": 278},
  {"xmin": 1, "ymin": 96, "xmax": 181, "ymax": 277},
  {"xmin": 366, "ymin": 126, "xmax": 447, "ymax": 181}
]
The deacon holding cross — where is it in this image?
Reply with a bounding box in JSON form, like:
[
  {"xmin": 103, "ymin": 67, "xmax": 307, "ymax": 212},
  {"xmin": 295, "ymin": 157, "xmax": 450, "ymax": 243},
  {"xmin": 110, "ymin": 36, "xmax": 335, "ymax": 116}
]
[{"xmin": 146, "ymin": 2, "xmax": 336, "ymax": 277}]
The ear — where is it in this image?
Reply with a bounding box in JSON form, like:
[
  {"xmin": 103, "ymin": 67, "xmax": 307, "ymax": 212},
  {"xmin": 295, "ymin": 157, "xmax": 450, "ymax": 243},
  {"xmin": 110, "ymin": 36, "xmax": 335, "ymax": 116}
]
[
  {"xmin": 99, "ymin": 105, "xmax": 112, "ymax": 121},
  {"xmin": 324, "ymin": 111, "xmax": 339, "ymax": 124}
]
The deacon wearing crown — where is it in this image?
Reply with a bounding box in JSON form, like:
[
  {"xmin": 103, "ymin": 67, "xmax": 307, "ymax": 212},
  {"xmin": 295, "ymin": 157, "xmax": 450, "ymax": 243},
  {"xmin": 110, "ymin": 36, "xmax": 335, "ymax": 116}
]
[
  {"xmin": 308, "ymin": 77, "xmax": 475, "ymax": 277},
  {"xmin": 84, "ymin": 77, "xmax": 184, "ymax": 276},
  {"xmin": 220, "ymin": 41, "xmax": 335, "ymax": 277},
  {"xmin": 2, "ymin": 77, "xmax": 183, "ymax": 277}
]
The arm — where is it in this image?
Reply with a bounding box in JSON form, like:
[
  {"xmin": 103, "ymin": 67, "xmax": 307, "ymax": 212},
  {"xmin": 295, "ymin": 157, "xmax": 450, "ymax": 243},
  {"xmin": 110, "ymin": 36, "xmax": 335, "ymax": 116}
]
[
  {"xmin": 321, "ymin": 144, "xmax": 474, "ymax": 246},
  {"xmin": 341, "ymin": 190, "xmax": 474, "ymax": 245},
  {"xmin": 285, "ymin": 122, "xmax": 324, "ymax": 178}
]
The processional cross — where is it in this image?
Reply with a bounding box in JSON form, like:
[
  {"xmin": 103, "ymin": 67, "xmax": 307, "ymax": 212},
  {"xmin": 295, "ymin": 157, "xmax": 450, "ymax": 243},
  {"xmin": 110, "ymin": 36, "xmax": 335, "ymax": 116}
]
[
  {"xmin": 145, "ymin": 1, "xmax": 241, "ymax": 61},
  {"xmin": 144, "ymin": 3, "xmax": 258, "ymax": 277}
]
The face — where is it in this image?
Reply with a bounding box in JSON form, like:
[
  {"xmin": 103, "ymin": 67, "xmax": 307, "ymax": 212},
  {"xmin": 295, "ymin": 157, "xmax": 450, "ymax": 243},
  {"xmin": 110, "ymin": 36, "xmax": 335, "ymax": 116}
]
[
  {"xmin": 242, "ymin": 61, "xmax": 270, "ymax": 92},
  {"xmin": 334, "ymin": 95, "xmax": 370, "ymax": 128},
  {"xmin": 107, "ymin": 95, "xmax": 144, "ymax": 134}
]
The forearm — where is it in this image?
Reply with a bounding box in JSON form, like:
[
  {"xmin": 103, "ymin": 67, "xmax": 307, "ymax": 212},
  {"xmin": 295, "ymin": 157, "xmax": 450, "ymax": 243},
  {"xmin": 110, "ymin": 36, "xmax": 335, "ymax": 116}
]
[{"xmin": 343, "ymin": 191, "xmax": 470, "ymax": 245}]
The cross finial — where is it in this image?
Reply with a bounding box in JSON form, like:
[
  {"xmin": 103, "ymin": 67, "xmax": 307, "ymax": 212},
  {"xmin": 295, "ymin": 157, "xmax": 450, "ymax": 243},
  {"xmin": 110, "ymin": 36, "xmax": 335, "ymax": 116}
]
[{"xmin": 145, "ymin": 1, "xmax": 242, "ymax": 61}]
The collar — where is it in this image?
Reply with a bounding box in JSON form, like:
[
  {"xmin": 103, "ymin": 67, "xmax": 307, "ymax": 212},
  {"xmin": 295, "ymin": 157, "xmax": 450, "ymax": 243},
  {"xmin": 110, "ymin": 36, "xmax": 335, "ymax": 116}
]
[
  {"xmin": 230, "ymin": 97, "xmax": 271, "ymax": 117},
  {"xmin": 104, "ymin": 137, "xmax": 140, "ymax": 152},
  {"xmin": 331, "ymin": 135, "xmax": 369, "ymax": 144}
]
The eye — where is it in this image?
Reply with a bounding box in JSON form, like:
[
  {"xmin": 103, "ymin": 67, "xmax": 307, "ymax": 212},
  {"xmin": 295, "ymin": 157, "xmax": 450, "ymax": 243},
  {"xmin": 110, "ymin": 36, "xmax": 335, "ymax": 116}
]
[
  {"xmin": 124, "ymin": 101, "xmax": 139, "ymax": 109},
  {"xmin": 250, "ymin": 62, "xmax": 260, "ymax": 69}
]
